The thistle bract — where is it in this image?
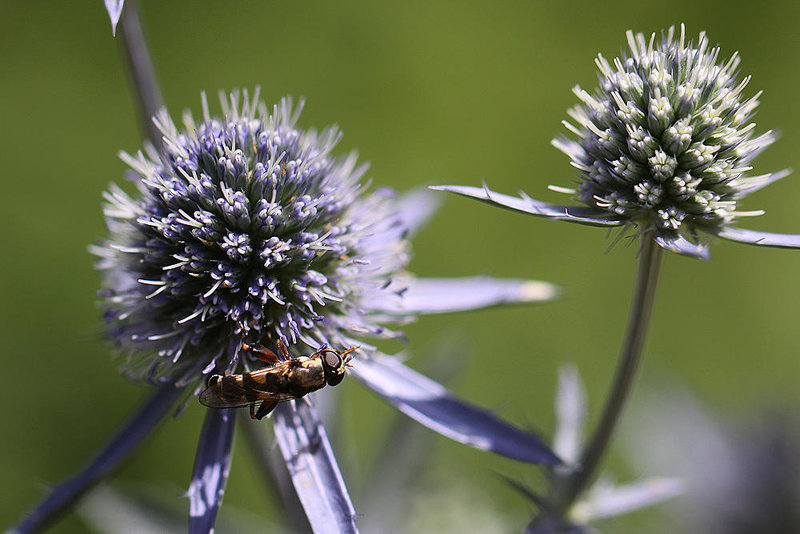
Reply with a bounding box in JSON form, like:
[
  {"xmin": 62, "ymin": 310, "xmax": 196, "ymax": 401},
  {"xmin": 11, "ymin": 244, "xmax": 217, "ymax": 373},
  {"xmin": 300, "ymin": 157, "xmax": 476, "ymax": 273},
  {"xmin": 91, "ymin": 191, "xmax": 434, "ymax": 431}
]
[
  {"xmin": 95, "ymin": 91, "xmax": 410, "ymax": 386},
  {"xmin": 555, "ymin": 25, "xmax": 777, "ymax": 235},
  {"xmin": 434, "ymin": 25, "xmax": 800, "ymax": 258}
]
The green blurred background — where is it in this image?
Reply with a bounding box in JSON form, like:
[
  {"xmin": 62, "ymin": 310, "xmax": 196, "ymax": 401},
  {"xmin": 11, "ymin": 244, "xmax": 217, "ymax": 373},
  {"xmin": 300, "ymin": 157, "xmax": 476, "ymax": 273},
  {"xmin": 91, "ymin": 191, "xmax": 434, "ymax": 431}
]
[{"xmin": 3, "ymin": 1, "xmax": 800, "ymax": 532}]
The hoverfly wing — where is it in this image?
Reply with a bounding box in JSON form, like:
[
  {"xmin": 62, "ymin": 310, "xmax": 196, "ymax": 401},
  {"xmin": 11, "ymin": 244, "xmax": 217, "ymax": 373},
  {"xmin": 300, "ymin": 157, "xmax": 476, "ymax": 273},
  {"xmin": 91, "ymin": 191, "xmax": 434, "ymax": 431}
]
[
  {"xmin": 198, "ymin": 382, "xmax": 296, "ymax": 410},
  {"xmin": 198, "ymin": 388, "xmax": 252, "ymax": 409}
]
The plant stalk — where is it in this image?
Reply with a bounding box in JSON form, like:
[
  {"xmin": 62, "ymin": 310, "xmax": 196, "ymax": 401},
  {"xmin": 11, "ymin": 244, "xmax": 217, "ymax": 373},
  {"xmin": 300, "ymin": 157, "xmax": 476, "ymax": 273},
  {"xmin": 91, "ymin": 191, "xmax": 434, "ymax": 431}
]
[
  {"xmin": 558, "ymin": 233, "xmax": 664, "ymax": 507},
  {"xmin": 117, "ymin": 0, "xmax": 164, "ymax": 144}
]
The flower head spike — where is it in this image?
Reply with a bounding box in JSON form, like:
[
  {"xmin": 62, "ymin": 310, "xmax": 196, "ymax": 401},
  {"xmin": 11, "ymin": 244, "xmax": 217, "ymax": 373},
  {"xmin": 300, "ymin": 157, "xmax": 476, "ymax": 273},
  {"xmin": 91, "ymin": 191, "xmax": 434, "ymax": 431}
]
[
  {"xmin": 104, "ymin": 0, "xmax": 125, "ymax": 36},
  {"xmin": 434, "ymin": 25, "xmax": 800, "ymax": 258},
  {"xmin": 14, "ymin": 91, "xmax": 560, "ymax": 533}
]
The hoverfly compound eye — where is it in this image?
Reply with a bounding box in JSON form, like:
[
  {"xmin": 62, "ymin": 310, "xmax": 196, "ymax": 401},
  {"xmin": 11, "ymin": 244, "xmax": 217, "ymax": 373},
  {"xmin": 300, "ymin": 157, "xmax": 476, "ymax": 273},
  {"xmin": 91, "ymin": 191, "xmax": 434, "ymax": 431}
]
[
  {"xmin": 321, "ymin": 350, "xmax": 346, "ymax": 386},
  {"xmin": 322, "ymin": 350, "xmax": 342, "ymax": 371}
]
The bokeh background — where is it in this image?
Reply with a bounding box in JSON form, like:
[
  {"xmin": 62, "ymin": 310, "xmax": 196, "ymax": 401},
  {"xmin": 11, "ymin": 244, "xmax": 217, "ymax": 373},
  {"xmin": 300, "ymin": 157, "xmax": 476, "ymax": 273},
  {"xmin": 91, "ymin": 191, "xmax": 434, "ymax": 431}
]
[{"xmin": 3, "ymin": 1, "xmax": 800, "ymax": 532}]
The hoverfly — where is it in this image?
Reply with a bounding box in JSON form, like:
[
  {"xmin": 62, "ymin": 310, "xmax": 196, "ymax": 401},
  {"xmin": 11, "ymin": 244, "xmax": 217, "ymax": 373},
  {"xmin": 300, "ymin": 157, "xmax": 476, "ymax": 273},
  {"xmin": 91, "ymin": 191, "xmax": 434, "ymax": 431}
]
[{"xmin": 199, "ymin": 340, "xmax": 357, "ymax": 420}]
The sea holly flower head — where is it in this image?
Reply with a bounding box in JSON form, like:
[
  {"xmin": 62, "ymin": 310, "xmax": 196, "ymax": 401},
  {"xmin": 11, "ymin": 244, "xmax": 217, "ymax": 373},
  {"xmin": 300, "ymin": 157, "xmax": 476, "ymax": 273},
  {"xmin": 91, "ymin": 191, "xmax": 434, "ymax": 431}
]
[
  {"xmin": 15, "ymin": 90, "xmax": 561, "ymax": 533},
  {"xmin": 434, "ymin": 25, "xmax": 800, "ymax": 258},
  {"xmin": 94, "ymin": 89, "xmax": 413, "ymax": 388},
  {"xmin": 559, "ymin": 25, "xmax": 775, "ymax": 236}
]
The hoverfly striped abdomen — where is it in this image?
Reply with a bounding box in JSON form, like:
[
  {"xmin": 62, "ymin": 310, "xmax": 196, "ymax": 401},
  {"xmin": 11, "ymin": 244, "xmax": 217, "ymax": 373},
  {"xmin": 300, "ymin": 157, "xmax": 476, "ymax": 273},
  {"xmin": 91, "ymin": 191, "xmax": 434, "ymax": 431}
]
[{"xmin": 198, "ymin": 341, "xmax": 357, "ymax": 420}]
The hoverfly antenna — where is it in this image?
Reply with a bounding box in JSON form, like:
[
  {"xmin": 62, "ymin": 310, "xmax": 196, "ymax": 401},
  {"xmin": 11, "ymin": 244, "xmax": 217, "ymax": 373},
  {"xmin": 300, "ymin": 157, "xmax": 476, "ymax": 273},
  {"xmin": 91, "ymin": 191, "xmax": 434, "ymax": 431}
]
[{"xmin": 340, "ymin": 346, "xmax": 359, "ymax": 367}]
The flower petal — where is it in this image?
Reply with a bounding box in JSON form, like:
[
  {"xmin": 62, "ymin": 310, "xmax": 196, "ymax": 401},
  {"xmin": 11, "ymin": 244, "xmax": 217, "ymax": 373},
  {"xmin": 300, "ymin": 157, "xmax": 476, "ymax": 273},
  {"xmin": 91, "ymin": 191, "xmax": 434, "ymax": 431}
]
[
  {"xmin": 187, "ymin": 408, "xmax": 237, "ymax": 534},
  {"xmin": 104, "ymin": 0, "xmax": 125, "ymax": 36},
  {"xmin": 552, "ymin": 365, "xmax": 586, "ymax": 465},
  {"xmin": 396, "ymin": 187, "xmax": 442, "ymax": 238},
  {"xmin": 272, "ymin": 402, "xmax": 358, "ymax": 534},
  {"xmin": 351, "ymin": 354, "xmax": 561, "ymax": 464},
  {"xmin": 571, "ymin": 477, "xmax": 683, "ymax": 522},
  {"xmin": 10, "ymin": 383, "xmax": 184, "ymax": 534},
  {"xmin": 653, "ymin": 233, "xmax": 711, "ymax": 259},
  {"xmin": 713, "ymin": 226, "xmax": 800, "ymax": 248},
  {"xmin": 430, "ymin": 184, "xmax": 623, "ymax": 227},
  {"xmin": 735, "ymin": 169, "xmax": 791, "ymax": 197},
  {"xmin": 370, "ymin": 276, "xmax": 559, "ymax": 316}
]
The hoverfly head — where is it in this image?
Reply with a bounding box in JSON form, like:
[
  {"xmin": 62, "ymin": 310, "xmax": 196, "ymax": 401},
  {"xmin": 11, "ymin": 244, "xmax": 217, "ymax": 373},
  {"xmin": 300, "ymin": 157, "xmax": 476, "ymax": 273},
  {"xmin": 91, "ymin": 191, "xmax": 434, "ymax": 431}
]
[{"xmin": 321, "ymin": 346, "xmax": 358, "ymax": 386}]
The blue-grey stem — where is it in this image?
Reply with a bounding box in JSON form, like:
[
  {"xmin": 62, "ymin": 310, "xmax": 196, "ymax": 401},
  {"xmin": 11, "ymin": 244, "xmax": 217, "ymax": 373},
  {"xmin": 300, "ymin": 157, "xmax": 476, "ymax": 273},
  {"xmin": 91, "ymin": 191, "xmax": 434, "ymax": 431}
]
[
  {"xmin": 117, "ymin": 0, "xmax": 163, "ymax": 144},
  {"xmin": 560, "ymin": 233, "xmax": 663, "ymax": 507}
]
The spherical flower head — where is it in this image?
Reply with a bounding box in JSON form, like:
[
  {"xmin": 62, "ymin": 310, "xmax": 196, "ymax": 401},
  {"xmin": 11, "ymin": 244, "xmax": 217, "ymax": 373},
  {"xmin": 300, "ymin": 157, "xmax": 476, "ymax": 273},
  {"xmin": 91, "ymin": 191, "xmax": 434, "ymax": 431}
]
[
  {"xmin": 94, "ymin": 90, "xmax": 411, "ymax": 387},
  {"xmin": 554, "ymin": 25, "xmax": 779, "ymax": 236}
]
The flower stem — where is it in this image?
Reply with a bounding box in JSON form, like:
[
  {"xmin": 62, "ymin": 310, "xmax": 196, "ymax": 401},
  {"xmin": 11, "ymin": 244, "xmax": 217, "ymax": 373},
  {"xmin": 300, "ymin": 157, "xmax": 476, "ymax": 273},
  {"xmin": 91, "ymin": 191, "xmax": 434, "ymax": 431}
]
[
  {"xmin": 117, "ymin": 0, "xmax": 164, "ymax": 143},
  {"xmin": 559, "ymin": 233, "xmax": 664, "ymax": 507}
]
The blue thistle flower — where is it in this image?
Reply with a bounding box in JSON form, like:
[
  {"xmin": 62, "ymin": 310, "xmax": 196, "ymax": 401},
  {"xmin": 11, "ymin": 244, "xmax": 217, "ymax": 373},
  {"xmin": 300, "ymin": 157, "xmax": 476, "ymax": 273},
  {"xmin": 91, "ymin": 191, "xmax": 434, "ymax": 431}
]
[
  {"xmin": 12, "ymin": 90, "xmax": 561, "ymax": 534},
  {"xmin": 95, "ymin": 90, "xmax": 413, "ymax": 388},
  {"xmin": 434, "ymin": 25, "xmax": 800, "ymax": 258}
]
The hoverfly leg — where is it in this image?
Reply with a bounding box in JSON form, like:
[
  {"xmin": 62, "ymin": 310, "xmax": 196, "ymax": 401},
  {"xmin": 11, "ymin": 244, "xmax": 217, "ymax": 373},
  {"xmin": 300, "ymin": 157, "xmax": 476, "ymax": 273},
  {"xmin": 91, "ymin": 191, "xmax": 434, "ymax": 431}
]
[
  {"xmin": 249, "ymin": 401, "xmax": 257, "ymax": 420},
  {"xmin": 254, "ymin": 398, "xmax": 278, "ymax": 420},
  {"xmin": 339, "ymin": 346, "xmax": 359, "ymax": 366},
  {"xmin": 241, "ymin": 340, "xmax": 279, "ymax": 365},
  {"xmin": 276, "ymin": 339, "xmax": 290, "ymax": 360}
]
